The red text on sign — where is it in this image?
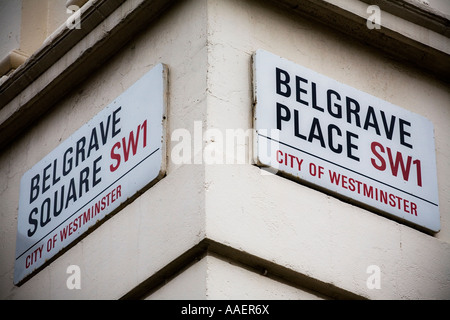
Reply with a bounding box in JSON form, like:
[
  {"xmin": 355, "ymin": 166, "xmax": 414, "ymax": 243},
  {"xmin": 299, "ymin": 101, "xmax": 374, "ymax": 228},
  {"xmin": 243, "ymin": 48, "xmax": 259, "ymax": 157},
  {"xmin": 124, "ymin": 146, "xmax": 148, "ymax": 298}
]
[
  {"xmin": 370, "ymin": 141, "xmax": 422, "ymax": 187},
  {"xmin": 328, "ymin": 170, "xmax": 418, "ymax": 216},
  {"xmin": 276, "ymin": 150, "xmax": 303, "ymax": 171},
  {"xmin": 25, "ymin": 244, "xmax": 43, "ymax": 269},
  {"xmin": 110, "ymin": 120, "xmax": 148, "ymax": 172}
]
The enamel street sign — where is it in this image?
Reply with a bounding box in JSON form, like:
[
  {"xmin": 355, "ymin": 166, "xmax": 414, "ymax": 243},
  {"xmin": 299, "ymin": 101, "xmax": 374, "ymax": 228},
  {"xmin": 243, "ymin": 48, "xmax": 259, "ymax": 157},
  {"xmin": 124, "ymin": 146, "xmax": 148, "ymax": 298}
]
[
  {"xmin": 253, "ymin": 49, "xmax": 439, "ymax": 233},
  {"xmin": 14, "ymin": 63, "xmax": 168, "ymax": 284}
]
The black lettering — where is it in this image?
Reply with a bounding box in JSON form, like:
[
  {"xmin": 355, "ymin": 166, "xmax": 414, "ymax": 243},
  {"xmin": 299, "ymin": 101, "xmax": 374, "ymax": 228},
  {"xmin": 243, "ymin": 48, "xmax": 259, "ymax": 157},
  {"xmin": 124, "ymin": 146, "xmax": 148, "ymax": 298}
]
[
  {"xmin": 276, "ymin": 68, "xmax": 291, "ymax": 97},
  {"xmin": 346, "ymin": 97, "xmax": 361, "ymax": 127},
  {"xmin": 42, "ymin": 163, "xmax": 51, "ymax": 194},
  {"xmin": 65, "ymin": 178, "xmax": 77, "ymax": 209},
  {"xmin": 399, "ymin": 118, "xmax": 412, "ymax": 149},
  {"xmin": 79, "ymin": 167, "xmax": 90, "ymax": 198},
  {"xmin": 52, "ymin": 158, "xmax": 61, "ymax": 185},
  {"xmin": 294, "ymin": 110, "xmax": 307, "ymax": 140},
  {"xmin": 40, "ymin": 198, "xmax": 51, "ymax": 228},
  {"xmin": 93, "ymin": 156, "xmax": 102, "ymax": 187},
  {"xmin": 295, "ymin": 76, "xmax": 308, "ymax": 105},
  {"xmin": 87, "ymin": 127, "xmax": 100, "ymax": 157},
  {"xmin": 27, "ymin": 208, "xmax": 38, "ymax": 237},
  {"xmin": 100, "ymin": 115, "xmax": 111, "ymax": 144},
  {"xmin": 363, "ymin": 106, "xmax": 381, "ymax": 136},
  {"xmin": 75, "ymin": 137, "xmax": 86, "ymax": 167},
  {"xmin": 308, "ymin": 118, "xmax": 325, "ymax": 148},
  {"xmin": 53, "ymin": 185, "xmax": 65, "ymax": 217},
  {"xmin": 327, "ymin": 89, "xmax": 342, "ymax": 119},
  {"xmin": 112, "ymin": 107, "xmax": 122, "ymax": 138},
  {"xmin": 311, "ymin": 82, "xmax": 324, "ymax": 112},
  {"xmin": 328, "ymin": 124, "xmax": 343, "ymax": 154},
  {"xmin": 63, "ymin": 147, "xmax": 73, "ymax": 176},
  {"xmin": 380, "ymin": 111, "xmax": 396, "ymax": 140},
  {"xmin": 276, "ymin": 103, "xmax": 291, "ymax": 130},
  {"xmin": 346, "ymin": 131, "xmax": 360, "ymax": 161},
  {"xmin": 30, "ymin": 174, "xmax": 40, "ymax": 204}
]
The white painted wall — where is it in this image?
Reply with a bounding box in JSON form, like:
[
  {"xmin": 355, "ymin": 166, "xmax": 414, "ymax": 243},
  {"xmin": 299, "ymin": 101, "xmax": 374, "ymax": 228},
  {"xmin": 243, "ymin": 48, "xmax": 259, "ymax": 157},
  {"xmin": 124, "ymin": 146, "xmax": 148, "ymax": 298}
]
[
  {"xmin": 203, "ymin": 0, "xmax": 450, "ymax": 299},
  {"xmin": 146, "ymin": 255, "xmax": 325, "ymax": 300},
  {"xmin": 0, "ymin": 0, "xmax": 449, "ymax": 300},
  {"xmin": 0, "ymin": 0, "xmax": 22, "ymax": 58},
  {"xmin": 428, "ymin": 0, "xmax": 450, "ymax": 15},
  {"xmin": 0, "ymin": 0, "xmax": 209, "ymax": 299}
]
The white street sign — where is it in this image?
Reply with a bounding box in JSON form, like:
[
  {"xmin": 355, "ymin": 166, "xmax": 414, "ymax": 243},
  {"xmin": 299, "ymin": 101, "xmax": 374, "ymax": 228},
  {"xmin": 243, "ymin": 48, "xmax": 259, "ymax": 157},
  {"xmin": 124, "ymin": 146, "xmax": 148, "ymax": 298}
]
[
  {"xmin": 14, "ymin": 64, "xmax": 168, "ymax": 284},
  {"xmin": 253, "ymin": 49, "xmax": 439, "ymax": 233}
]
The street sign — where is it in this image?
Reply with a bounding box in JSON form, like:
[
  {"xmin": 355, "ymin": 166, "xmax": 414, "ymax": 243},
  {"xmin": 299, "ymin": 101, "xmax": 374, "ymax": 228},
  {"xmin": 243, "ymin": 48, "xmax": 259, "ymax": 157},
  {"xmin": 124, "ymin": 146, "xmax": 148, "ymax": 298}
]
[
  {"xmin": 14, "ymin": 63, "xmax": 168, "ymax": 284},
  {"xmin": 253, "ymin": 49, "xmax": 439, "ymax": 233}
]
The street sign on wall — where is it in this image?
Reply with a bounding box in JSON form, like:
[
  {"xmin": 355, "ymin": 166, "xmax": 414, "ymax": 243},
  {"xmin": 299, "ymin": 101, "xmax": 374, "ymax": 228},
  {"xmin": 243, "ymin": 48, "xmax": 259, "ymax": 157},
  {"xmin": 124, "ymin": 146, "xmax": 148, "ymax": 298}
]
[
  {"xmin": 253, "ymin": 49, "xmax": 440, "ymax": 233},
  {"xmin": 14, "ymin": 63, "xmax": 168, "ymax": 284}
]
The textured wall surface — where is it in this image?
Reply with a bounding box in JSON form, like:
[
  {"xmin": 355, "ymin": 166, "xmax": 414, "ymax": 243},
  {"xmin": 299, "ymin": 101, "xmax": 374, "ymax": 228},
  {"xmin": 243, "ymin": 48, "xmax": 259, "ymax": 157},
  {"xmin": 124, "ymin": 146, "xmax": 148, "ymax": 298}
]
[{"xmin": 1, "ymin": 0, "xmax": 449, "ymax": 300}]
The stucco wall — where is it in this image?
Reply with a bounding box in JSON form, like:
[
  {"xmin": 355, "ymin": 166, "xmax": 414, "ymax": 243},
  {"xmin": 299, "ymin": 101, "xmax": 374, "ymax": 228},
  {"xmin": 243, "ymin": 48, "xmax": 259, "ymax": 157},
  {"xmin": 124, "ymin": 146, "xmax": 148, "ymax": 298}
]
[
  {"xmin": 203, "ymin": 0, "xmax": 450, "ymax": 299},
  {"xmin": 0, "ymin": 0, "xmax": 208, "ymax": 299},
  {"xmin": 146, "ymin": 255, "xmax": 326, "ymax": 299},
  {"xmin": 0, "ymin": 0, "xmax": 22, "ymax": 59},
  {"xmin": 1, "ymin": 0, "xmax": 449, "ymax": 300}
]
